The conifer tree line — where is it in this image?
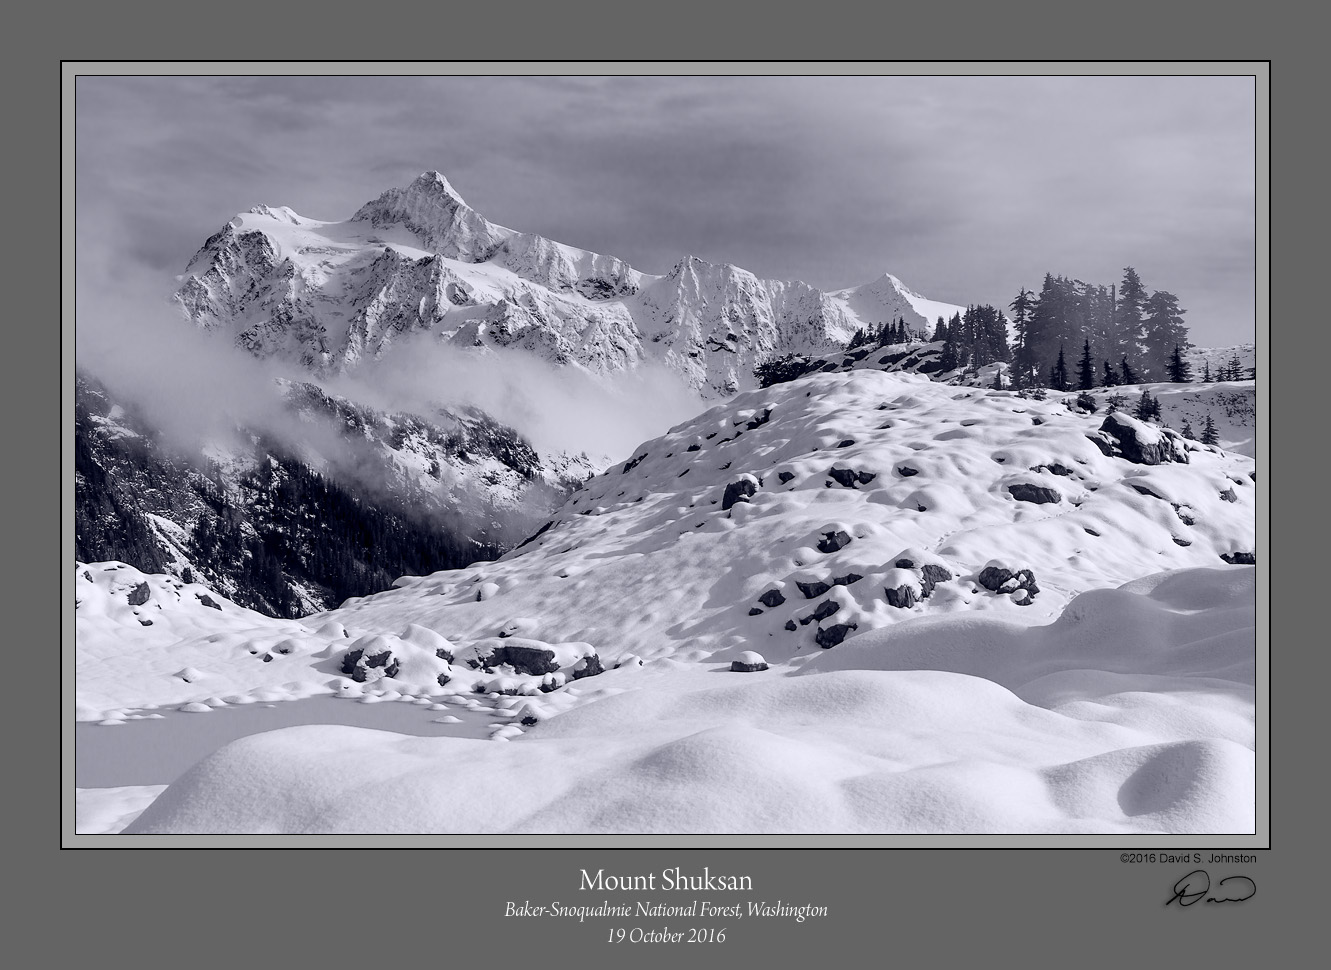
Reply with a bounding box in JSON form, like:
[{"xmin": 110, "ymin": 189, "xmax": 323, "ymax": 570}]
[
  {"xmin": 846, "ymin": 316, "xmax": 930, "ymax": 351},
  {"xmin": 929, "ymin": 303, "xmax": 1012, "ymax": 374},
  {"xmin": 1007, "ymin": 267, "xmax": 1190, "ymax": 388}
]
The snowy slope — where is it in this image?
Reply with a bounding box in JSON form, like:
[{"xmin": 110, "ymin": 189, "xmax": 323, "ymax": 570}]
[
  {"xmin": 175, "ymin": 172, "xmax": 967, "ymax": 399},
  {"xmin": 79, "ymin": 369, "xmax": 1255, "ymax": 714},
  {"xmin": 81, "ymin": 367, "xmax": 1258, "ymax": 834},
  {"xmin": 120, "ymin": 565, "xmax": 1255, "ymax": 834}
]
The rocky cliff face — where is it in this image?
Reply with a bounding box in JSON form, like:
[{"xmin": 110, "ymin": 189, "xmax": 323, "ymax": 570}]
[
  {"xmin": 174, "ymin": 171, "xmax": 967, "ymax": 398},
  {"xmin": 75, "ymin": 371, "xmax": 594, "ymax": 617}
]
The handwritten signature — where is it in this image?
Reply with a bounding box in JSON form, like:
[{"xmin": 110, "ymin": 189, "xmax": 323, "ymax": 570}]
[{"xmin": 1165, "ymin": 870, "xmax": 1256, "ymax": 906}]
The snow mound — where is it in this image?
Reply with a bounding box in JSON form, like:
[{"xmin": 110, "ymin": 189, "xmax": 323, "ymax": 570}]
[{"xmin": 124, "ymin": 563, "xmax": 1253, "ymax": 834}]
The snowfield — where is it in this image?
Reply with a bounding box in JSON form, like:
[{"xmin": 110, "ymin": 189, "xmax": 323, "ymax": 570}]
[{"xmin": 77, "ymin": 369, "xmax": 1258, "ymax": 834}]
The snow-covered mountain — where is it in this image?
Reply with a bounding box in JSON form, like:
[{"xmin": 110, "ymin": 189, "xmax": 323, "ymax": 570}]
[{"xmin": 175, "ymin": 171, "xmax": 967, "ymax": 398}]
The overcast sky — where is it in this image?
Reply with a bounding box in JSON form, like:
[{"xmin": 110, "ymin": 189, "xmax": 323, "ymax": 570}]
[{"xmin": 76, "ymin": 73, "xmax": 1257, "ymax": 346}]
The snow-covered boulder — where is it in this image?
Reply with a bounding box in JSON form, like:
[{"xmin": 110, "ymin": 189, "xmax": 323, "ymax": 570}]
[
  {"xmin": 730, "ymin": 651, "xmax": 769, "ymax": 672},
  {"xmin": 1089, "ymin": 412, "xmax": 1189, "ymax": 465}
]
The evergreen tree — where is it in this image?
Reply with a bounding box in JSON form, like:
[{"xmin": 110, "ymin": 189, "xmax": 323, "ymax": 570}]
[
  {"xmin": 1202, "ymin": 359, "xmax": 1212, "ymax": 382},
  {"xmin": 1115, "ymin": 267, "xmax": 1149, "ymax": 373},
  {"xmin": 1228, "ymin": 351, "xmax": 1244, "ymax": 381},
  {"xmin": 1181, "ymin": 418, "xmax": 1195, "ymax": 440},
  {"xmin": 1050, "ymin": 343, "xmax": 1070, "ymax": 391},
  {"xmin": 1119, "ymin": 355, "xmax": 1139, "ymax": 386},
  {"xmin": 1134, "ymin": 389, "xmax": 1157, "ymax": 422},
  {"xmin": 991, "ymin": 366, "xmax": 1005, "ymax": 391},
  {"xmin": 848, "ymin": 327, "xmax": 867, "ymax": 350},
  {"xmin": 1166, "ymin": 344, "xmax": 1193, "ymax": 383},
  {"xmin": 1008, "ymin": 287, "xmax": 1036, "ymax": 380},
  {"xmin": 1101, "ymin": 359, "xmax": 1118, "ymax": 387},
  {"xmin": 932, "ymin": 316, "xmax": 947, "ymax": 342},
  {"xmin": 1200, "ymin": 414, "xmax": 1219, "ymax": 445},
  {"xmin": 1141, "ymin": 290, "xmax": 1189, "ymax": 379},
  {"xmin": 1077, "ymin": 339, "xmax": 1096, "ymax": 390}
]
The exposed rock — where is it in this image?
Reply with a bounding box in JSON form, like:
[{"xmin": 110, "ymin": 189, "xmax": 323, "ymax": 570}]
[
  {"xmin": 817, "ymin": 530, "xmax": 852, "ymax": 554},
  {"xmin": 815, "ymin": 623, "xmax": 857, "ymax": 648},
  {"xmin": 570, "ymin": 653, "xmax": 604, "ymax": 680},
  {"xmin": 828, "ymin": 466, "xmax": 875, "ymax": 488},
  {"xmin": 1031, "ymin": 463, "xmax": 1073, "ymax": 476},
  {"xmin": 621, "ymin": 453, "xmax": 647, "ymax": 474},
  {"xmin": 884, "ymin": 584, "xmax": 918, "ymax": 609},
  {"xmin": 721, "ymin": 475, "xmax": 760, "ymax": 510},
  {"xmin": 836, "ymin": 439, "xmax": 856, "ymax": 448},
  {"xmin": 784, "ymin": 619, "xmax": 798, "ymax": 632},
  {"xmin": 481, "ymin": 642, "xmax": 560, "ymax": 676},
  {"xmin": 1130, "ymin": 483, "xmax": 1164, "ymax": 499},
  {"xmin": 197, "ymin": 594, "xmax": 222, "ymax": 611},
  {"xmin": 435, "ymin": 646, "xmax": 455, "ymax": 663},
  {"xmin": 799, "ymin": 600, "xmax": 839, "ymax": 625},
  {"xmin": 1172, "ymin": 536, "xmax": 1192, "ymax": 547},
  {"xmin": 758, "ymin": 588, "xmax": 786, "ymax": 608},
  {"xmin": 1008, "ymin": 483, "xmax": 1060, "ymax": 505},
  {"xmin": 745, "ymin": 408, "xmax": 772, "ymax": 430},
  {"xmin": 437, "ymin": 672, "xmax": 452, "ymax": 687},
  {"xmin": 1220, "ymin": 552, "xmax": 1256, "ymax": 565},
  {"xmin": 831, "ymin": 572, "xmax": 864, "ymax": 587},
  {"xmin": 1172, "ymin": 504, "xmax": 1197, "ymax": 526},
  {"xmin": 1088, "ymin": 412, "xmax": 1189, "ymax": 465},
  {"xmin": 978, "ymin": 563, "xmax": 1039, "ymax": 598},
  {"xmin": 795, "ymin": 579, "xmax": 832, "ymax": 599},
  {"xmin": 686, "ymin": 443, "xmax": 700, "ymax": 452},
  {"xmin": 897, "ymin": 466, "xmax": 919, "ymax": 477},
  {"xmin": 127, "ymin": 582, "xmax": 151, "ymax": 606},
  {"xmin": 730, "ymin": 651, "xmax": 769, "ymax": 672},
  {"xmin": 748, "ymin": 607, "xmax": 764, "ymax": 616},
  {"xmin": 777, "ymin": 471, "xmax": 795, "ymax": 485},
  {"xmin": 1220, "ymin": 488, "xmax": 1237, "ymax": 503}
]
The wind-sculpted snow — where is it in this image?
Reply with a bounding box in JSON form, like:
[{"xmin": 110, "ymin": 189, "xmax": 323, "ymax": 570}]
[
  {"xmin": 80, "ymin": 369, "xmax": 1256, "ymax": 833},
  {"xmin": 122, "ymin": 566, "xmax": 1254, "ymax": 834},
  {"xmin": 175, "ymin": 171, "xmax": 966, "ymax": 398}
]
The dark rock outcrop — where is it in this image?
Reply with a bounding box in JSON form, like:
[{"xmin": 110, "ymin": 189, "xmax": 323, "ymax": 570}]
[
  {"xmin": 1087, "ymin": 413, "xmax": 1188, "ymax": 465},
  {"xmin": 1220, "ymin": 552, "xmax": 1256, "ymax": 565},
  {"xmin": 722, "ymin": 477, "xmax": 759, "ymax": 510},
  {"xmin": 884, "ymin": 584, "xmax": 918, "ymax": 609},
  {"xmin": 480, "ymin": 643, "xmax": 560, "ymax": 676},
  {"xmin": 570, "ymin": 653, "xmax": 604, "ymax": 680},
  {"xmin": 800, "ymin": 600, "xmax": 839, "ymax": 625},
  {"xmin": 978, "ymin": 564, "xmax": 1039, "ymax": 600},
  {"xmin": 815, "ymin": 623, "xmax": 857, "ymax": 648},
  {"xmin": 817, "ymin": 530, "xmax": 852, "ymax": 554},
  {"xmin": 745, "ymin": 408, "xmax": 772, "ymax": 430},
  {"xmin": 758, "ymin": 588, "xmax": 786, "ymax": 608},
  {"xmin": 796, "ymin": 579, "xmax": 832, "ymax": 599},
  {"xmin": 197, "ymin": 594, "xmax": 222, "ymax": 611},
  {"xmin": 828, "ymin": 467, "xmax": 876, "ymax": 488},
  {"xmin": 127, "ymin": 582, "xmax": 151, "ymax": 606},
  {"xmin": 777, "ymin": 471, "xmax": 795, "ymax": 485},
  {"xmin": 1008, "ymin": 483, "xmax": 1060, "ymax": 505}
]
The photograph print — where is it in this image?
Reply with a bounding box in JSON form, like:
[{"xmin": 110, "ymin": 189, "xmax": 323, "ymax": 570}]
[{"xmin": 71, "ymin": 70, "xmax": 1260, "ymax": 836}]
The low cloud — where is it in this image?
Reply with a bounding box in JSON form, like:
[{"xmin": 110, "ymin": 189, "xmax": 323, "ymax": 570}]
[{"xmin": 75, "ymin": 249, "xmax": 706, "ymax": 485}]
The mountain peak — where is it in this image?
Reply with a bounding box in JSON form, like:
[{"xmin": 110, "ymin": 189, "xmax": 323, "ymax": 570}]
[{"xmin": 407, "ymin": 170, "xmax": 469, "ymax": 208}]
